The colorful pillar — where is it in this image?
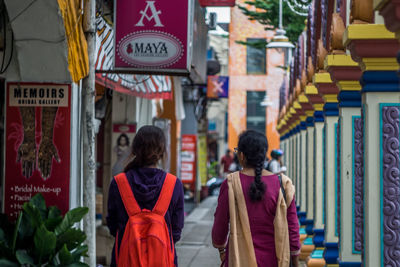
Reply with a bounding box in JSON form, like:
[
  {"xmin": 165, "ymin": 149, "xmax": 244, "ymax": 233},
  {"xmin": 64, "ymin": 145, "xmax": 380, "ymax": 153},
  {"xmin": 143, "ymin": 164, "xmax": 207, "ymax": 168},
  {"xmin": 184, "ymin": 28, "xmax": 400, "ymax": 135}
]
[
  {"xmin": 305, "ymin": 84, "xmax": 326, "ymax": 267},
  {"xmin": 300, "ymin": 117, "xmax": 308, "ymax": 219},
  {"xmin": 296, "ymin": 122, "xmax": 302, "ymax": 210},
  {"xmin": 314, "ymin": 72, "xmax": 340, "ymax": 265},
  {"xmin": 344, "ymin": 23, "xmax": 400, "ymax": 267},
  {"xmin": 325, "ymin": 53, "xmax": 363, "ymax": 266},
  {"xmin": 297, "ymin": 92, "xmax": 316, "ymax": 259},
  {"xmin": 289, "ymin": 128, "xmax": 294, "ymax": 179},
  {"xmin": 293, "ymin": 100, "xmax": 305, "ymax": 209},
  {"xmin": 297, "ymin": 94, "xmax": 315, "ymax": 224}
]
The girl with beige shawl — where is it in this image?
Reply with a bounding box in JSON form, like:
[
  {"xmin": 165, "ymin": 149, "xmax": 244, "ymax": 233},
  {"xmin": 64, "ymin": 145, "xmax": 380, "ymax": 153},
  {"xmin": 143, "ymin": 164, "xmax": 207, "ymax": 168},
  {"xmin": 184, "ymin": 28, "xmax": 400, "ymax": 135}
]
[{"xmin": 212, "ymin": 130, "xmax": 301, "ymax": 267}]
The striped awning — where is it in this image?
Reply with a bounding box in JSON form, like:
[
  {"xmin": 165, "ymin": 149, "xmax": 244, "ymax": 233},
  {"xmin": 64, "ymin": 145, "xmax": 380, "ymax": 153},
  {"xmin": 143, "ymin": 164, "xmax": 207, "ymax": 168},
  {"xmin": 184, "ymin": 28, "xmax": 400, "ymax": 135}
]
[{"xmin": 95, "ymin": 16, "xmax": 172, "ymax": 100}]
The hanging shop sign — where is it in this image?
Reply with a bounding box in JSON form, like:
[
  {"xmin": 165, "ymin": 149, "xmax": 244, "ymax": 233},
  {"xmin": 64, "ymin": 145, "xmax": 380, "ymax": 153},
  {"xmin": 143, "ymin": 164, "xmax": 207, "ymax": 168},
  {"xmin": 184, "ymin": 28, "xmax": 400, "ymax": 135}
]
[
  {"xmin": 4, "ymin": 83, "xmax": 71, "ymax": 219},
  {"xmin": 95, "ymin": 17, "xmax": 173, "ymax": 99},
  {"xmin": 114, "ymin": 0, "xmax": 193, "ymax": 74},
  {"xmin": 181, "ymin": 135, "xmax": 197, "ymax": 184},
  {"xmin": 207, "ymin": 76, "xmax": 229, "ymax": 98},
  {"xmin": 199, "ymin": 0, "xmax": 235, "ymax": 7}
]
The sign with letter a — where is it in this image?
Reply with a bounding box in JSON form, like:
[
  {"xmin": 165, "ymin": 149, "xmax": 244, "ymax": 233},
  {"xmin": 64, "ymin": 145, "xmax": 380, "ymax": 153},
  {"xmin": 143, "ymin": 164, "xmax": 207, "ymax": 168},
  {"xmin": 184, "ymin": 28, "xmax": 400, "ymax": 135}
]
[{"xmin": 115, "ymin": 0, "xmax": 193, "ymax": 74}]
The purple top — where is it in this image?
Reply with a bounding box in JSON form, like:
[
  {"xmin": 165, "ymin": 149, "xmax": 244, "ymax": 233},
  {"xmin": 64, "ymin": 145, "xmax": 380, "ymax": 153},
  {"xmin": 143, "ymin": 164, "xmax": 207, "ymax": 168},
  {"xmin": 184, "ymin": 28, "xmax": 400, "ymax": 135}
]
[
  {"xmin": 212, "ymin": 173, "xmax": 301, "ymax": 267},
  {"xmin": 107, "ymin": 168, "xmax": 184, "ymax": 267}
]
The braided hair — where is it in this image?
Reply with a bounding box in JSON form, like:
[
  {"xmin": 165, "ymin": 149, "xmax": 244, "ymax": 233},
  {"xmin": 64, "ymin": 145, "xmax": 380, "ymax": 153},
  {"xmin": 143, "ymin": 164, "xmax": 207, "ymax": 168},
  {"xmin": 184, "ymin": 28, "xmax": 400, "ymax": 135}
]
[{"xmin": 238, "ymin": 130, "xmax": 268, "ymax": 202}]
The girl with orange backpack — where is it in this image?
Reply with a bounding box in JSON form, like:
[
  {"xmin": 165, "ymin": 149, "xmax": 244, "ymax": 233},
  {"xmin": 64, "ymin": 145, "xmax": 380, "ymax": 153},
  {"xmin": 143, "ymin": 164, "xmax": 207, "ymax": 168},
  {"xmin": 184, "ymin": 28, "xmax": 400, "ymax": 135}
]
[{"xmin": 107, "ymin": 125, "xmax": 184, "ymax": 267}]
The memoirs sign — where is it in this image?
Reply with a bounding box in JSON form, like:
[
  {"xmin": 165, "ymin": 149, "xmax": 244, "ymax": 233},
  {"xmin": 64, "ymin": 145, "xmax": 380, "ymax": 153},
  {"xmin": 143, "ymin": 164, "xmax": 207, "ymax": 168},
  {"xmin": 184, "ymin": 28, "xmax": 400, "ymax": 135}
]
[
  {"xmin": 115, "ymin": 0, "xmax": 193, "ymax": 74},
  {"xmin": 8, "ymin": 84, "xmax": 69, "ymax": 107},
  {"xmin": 4, "ymin": 83, "xmax": 71, "ymax": 219}
]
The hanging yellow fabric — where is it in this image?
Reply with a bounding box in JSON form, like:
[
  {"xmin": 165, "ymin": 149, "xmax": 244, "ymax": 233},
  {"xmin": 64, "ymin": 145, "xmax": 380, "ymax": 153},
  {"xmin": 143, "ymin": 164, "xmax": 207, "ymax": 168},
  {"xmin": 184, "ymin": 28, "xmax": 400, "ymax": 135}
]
[{"xmin": 57, "ymin": 0, "xmax": 89, "ymax": 82}]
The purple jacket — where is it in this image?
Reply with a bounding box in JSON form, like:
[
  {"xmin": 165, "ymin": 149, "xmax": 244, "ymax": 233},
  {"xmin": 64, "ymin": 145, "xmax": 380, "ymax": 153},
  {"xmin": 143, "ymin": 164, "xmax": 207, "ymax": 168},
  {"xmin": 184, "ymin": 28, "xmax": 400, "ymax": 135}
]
[{"xmin": 107, "ymin": 168, "xmax": 185, "ymax": 266}]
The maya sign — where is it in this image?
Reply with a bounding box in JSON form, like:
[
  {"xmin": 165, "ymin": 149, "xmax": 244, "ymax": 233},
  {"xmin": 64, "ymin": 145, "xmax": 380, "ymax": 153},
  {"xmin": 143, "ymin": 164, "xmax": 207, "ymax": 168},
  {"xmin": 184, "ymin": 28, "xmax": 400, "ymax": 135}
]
[{"xmin": 115, "ymin": 0, "xmax": 192, "ymax": 74}]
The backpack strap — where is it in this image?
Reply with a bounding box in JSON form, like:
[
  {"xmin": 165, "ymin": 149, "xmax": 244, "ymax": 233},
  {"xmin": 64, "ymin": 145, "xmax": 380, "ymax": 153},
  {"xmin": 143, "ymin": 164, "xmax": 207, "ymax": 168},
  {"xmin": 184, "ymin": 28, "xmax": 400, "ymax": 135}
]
[
  {"xmin": 153, "ymin": 173, "xmax": 177, "ymax": 216},
  {"xmin": 114, "ymin": 173, "xmax": 141, "ymax": 216},
  {"xmin": 278, "ymin": 174, "xmax": 287, "ymax": 204}
]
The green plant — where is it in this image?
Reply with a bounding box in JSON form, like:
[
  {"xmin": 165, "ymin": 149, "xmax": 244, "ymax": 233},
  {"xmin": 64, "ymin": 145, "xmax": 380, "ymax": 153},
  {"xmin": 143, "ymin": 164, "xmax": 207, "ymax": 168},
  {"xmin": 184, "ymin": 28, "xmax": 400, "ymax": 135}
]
[
  {"xmin": 237, "ymin": 0, "xmax": 307, "ymax": 46},
  {"xmin": 208, "ymin": 161, "xmax": 219, "ymax": 178},
  {"xmin": 0, "ymin": 194, "xmax": 89, "ymax": 266}
]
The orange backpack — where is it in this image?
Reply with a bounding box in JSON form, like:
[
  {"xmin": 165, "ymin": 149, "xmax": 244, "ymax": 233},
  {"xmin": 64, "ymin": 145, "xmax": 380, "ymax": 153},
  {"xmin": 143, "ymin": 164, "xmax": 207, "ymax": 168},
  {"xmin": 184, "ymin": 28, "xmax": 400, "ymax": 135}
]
[{"xmin": 114, "ymin": 172, "xmax": 177, "ymax": 267}]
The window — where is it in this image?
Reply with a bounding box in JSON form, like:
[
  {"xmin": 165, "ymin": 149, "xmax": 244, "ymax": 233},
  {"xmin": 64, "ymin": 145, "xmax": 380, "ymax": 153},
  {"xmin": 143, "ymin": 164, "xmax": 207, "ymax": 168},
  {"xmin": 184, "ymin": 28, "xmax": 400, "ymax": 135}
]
[
  {"xmin": 246, "ymin": 91, "xmax": 266, "ymax": 134},
  {"xmin": 246, "ymin": 38, "xmax": 266, "ymax": 75}
]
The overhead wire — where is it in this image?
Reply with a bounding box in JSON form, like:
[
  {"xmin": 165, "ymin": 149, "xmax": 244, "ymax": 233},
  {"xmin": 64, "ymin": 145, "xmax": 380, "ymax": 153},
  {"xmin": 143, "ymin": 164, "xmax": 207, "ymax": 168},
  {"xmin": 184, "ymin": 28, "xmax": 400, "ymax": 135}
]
[{"xmin": 0, "ymin": 5, "xmax": 13, "ymax": 74}]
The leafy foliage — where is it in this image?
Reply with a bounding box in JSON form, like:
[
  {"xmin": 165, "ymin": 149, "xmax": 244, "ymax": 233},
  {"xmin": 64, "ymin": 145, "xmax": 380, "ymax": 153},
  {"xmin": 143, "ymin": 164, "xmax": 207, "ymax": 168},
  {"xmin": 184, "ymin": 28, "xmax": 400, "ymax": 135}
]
[
  {"xmin": 238, "ymin": 0, "xmax": 307, "ymax": 44},
  {"xmin": 0, "ymin": 194, "xmax": 89, "ymax": 266}
]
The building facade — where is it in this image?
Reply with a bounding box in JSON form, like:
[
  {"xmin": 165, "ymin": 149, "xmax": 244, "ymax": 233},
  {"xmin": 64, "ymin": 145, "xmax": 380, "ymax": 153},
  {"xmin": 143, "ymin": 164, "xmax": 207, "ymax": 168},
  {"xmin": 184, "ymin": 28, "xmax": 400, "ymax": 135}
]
[{"xmin": 228, "ymin": 0, "xmax": 285, "ymax": 156}]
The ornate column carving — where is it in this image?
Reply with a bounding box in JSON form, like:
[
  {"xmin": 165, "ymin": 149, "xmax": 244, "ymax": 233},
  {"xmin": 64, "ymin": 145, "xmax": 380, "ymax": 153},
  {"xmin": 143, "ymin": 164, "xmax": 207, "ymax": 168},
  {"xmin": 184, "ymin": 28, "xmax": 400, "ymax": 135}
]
[
  {"xmin": 353, "ymin": 117, "xmax": 364, "ymax": 253},
  {"xmin": 381, "ymin": 106, "xmax": 400, "ymax": 267}
]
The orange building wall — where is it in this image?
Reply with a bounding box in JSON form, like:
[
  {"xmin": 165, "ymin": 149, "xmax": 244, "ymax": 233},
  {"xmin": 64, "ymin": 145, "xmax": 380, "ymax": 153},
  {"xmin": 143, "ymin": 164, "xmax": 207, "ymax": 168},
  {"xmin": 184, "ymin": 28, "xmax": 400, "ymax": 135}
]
[{"xmin": 228, "ymin": 1, "xmax": 285, "ymax": 157}]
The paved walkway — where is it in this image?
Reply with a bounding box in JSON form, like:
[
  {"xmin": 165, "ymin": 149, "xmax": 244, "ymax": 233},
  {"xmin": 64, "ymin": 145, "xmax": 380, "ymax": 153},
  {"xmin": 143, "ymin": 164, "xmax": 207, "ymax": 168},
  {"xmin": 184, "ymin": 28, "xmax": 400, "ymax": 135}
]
[
  {"xmin": 176, "ymin": 195, "xmax": 306, "ymax": 267},
  {"xmin": 176, "ymin": 196, "xmax": 220, "ymax": 267}
]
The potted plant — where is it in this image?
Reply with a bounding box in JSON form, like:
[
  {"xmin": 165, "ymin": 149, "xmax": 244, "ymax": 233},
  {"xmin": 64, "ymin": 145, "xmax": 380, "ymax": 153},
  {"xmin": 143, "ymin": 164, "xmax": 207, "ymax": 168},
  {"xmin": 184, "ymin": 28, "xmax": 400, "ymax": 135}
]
[{"xmin": 0, "ymin": 194, "xmax": 89, "ymax": 266}]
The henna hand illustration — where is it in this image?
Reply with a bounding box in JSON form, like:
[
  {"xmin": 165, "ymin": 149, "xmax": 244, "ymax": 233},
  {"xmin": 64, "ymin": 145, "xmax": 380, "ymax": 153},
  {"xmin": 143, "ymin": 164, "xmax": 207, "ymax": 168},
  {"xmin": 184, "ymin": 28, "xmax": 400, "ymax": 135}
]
[
  {"xmin": 16, "ymin": 139, "xmax": 36, "ymax": 178},
  {"xmin": 38, "ymin": 107, "xmax": 59, "ymax": 180},
  {"xmin": 17, "ymin": 107, "xmax": 36, "ymax": 178},
  {"xmin": 38, "ymin": 137, "xmax": 60, "ymax": 179}
]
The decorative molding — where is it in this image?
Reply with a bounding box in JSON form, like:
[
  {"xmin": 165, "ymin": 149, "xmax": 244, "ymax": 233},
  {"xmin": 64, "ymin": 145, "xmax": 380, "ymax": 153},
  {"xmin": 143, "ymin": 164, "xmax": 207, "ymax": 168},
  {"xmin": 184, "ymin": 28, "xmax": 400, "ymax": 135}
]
[
  {"xmin": 350, "ymin": 0, "xmax": 374, "ymax": 24},
  {"xmin": 381, "ymin": 105, "xmax": 400, "ymax": 267},
  {"xmin": 330, "ymin": 13, "xmax": 346, "ymax": 53},
  {"xmin": 343, "ymin": 25, "xmax": 399, "ymax": 71},
  {"xmin": 361, "ymin": 71, "xmax": 400, "ymax": 93},
  {"xmin": 375, "ymin": 0, "xmax": 400, "ymax": 35},
  {"xmin": 353, "ymin": 116, "xmax": 363, "ymax": 253},
  {"xmin": 317, "ymin": 40, "xmax": 328, "ymax": 71}
]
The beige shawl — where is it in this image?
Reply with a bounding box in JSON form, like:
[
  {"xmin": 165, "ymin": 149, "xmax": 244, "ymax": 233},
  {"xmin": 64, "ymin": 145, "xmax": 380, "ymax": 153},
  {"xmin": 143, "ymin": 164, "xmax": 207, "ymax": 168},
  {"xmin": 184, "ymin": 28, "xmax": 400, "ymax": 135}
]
[
  {"xmin": 227, "ymin": 172, "xmax": 257, "ymax": 267},
  {"xmin": 274, "ymin": 174, "xmax": 295, "ymax": 267},
  {"xmin": 227, "ymin": 172, "xmax": 295, "ymax": 267}
]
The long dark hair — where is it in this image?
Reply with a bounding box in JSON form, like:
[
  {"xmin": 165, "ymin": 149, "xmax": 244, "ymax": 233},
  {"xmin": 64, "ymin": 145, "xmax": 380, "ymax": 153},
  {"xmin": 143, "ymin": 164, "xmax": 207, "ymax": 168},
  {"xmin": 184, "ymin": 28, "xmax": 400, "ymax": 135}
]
[
  {"xmin": 238, "ymin": 130, "xmax": 268, "ymax": 201},
  {"xmin": 124, "ymin": 125, "xmax": 166, "ymax": 171},
  {"xmin": 117, "ymin": 133, "xmax": 130, "ymax": 146}
]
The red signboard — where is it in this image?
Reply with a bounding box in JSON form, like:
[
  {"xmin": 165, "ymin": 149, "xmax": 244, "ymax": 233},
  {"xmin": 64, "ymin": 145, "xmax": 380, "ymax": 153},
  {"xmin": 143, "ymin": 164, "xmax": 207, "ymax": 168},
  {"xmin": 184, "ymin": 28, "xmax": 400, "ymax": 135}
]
[
  {"xmin": 114, "ymin": 0, "xmax": 192, "ymax": 74},
  {"xmin": 199, "ymin": 0, "xmax": 235, "ymax": 7},
  {"xmin": 181, "ymin": 135, "xmax": 197, "ymax": 184},
  {"xmin": 4, "ymin": 83, "xmax": 71, "ymax": 219}
]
